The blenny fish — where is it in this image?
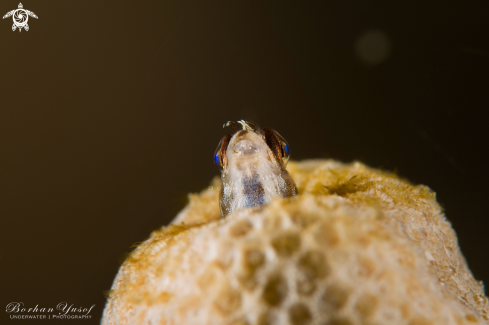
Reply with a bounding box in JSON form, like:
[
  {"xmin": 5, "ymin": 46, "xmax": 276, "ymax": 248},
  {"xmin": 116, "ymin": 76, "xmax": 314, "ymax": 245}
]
[{"xmin": 214, "ymin": 120, "xmax": 298, "ymax": 218}]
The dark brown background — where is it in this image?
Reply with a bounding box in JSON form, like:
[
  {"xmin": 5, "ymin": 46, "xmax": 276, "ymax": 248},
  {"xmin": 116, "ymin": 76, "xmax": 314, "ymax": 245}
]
[{"xmin": 1, "ymin": 0, "xmax": 488, "ymax": 324}]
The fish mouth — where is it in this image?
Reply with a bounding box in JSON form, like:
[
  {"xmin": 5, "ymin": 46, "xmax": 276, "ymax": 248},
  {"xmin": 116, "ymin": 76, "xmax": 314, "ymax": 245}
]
[
  {"xmin": 228, "ymin": 130, "xmax": 264, "ymax": 156},
  {"xmin": 231, "ymin": 139, "xmax": 259, "ymax": 155}
]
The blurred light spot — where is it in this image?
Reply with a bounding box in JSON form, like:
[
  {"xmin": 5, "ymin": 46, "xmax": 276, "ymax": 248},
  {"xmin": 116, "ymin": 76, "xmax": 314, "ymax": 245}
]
[{"xmin": 355, "ymin": 30, "xmax": 391, "ymax": 65}]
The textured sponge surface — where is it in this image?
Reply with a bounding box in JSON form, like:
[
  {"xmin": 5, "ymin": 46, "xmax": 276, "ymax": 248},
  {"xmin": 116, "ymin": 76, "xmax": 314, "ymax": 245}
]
[{"xmin": 102, "ymin": 160, "xmax": 488, "ymax": 325}]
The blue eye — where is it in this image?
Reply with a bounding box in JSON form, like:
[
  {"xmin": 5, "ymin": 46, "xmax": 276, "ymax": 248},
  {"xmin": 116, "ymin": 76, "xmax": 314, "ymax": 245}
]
[
  {"xmin": 214, "ymin": 134, "xmax": 231, "ymax": 171},
  {"xmin": 214, "ymin": 152, "xmax": 221, "ymax": 167},
  {"xmin": 283, "ymin": 143, "xmax": 290, "ymax": 157}
]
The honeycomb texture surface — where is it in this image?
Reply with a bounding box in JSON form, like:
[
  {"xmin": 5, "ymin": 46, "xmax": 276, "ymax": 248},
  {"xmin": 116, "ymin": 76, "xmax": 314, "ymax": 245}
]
[{"xmin": 102, "ymin": 160, "xmax": 488, "ymax": 325}]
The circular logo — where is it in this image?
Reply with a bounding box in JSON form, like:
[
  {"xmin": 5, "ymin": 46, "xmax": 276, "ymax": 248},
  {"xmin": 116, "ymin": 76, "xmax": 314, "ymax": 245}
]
[{"xmin": 13, "ymin": 9, "xmax": 27, "ymax": 26}]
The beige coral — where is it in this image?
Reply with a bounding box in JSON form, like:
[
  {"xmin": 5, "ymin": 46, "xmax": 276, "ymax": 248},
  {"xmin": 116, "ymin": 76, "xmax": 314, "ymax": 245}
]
[{"xmin": 102, "ymin": 159, "xmax": 488, "ymax": 325}]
